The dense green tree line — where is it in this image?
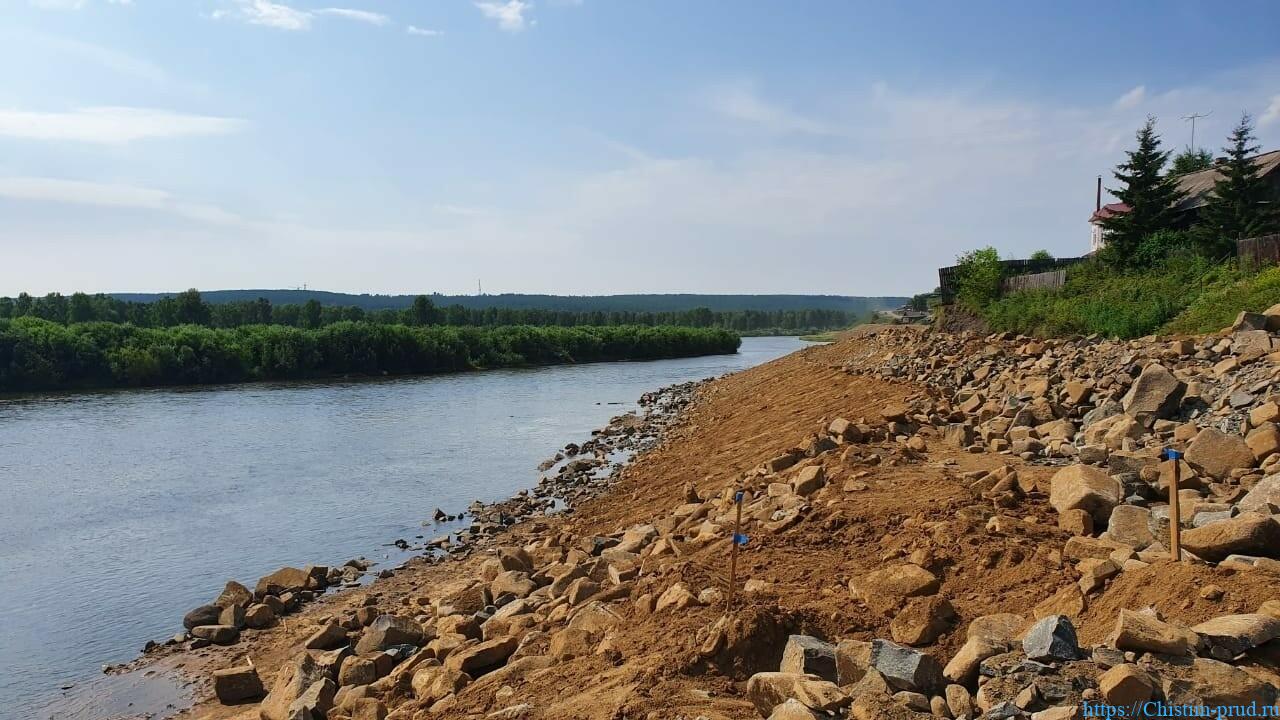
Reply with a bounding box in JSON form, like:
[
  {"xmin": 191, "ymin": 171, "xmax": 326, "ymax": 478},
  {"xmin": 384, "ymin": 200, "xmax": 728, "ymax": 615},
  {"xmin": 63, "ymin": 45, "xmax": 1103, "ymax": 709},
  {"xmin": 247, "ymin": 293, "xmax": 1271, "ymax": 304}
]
[
  {"xmin": 0, "ymin": 318, "xmax": 741, "ymax": 393},
  {"xmin": 0, "ymin": 290, "xmax": 858, "ymax": 334}
]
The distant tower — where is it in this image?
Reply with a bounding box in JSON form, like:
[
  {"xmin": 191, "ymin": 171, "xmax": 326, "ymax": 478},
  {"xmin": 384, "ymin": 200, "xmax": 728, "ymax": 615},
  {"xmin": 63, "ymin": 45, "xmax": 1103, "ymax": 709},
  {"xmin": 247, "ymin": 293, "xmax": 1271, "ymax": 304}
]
[{"xmin": 477, "ymin": 279, "xmax": 483, "ymax": 296}]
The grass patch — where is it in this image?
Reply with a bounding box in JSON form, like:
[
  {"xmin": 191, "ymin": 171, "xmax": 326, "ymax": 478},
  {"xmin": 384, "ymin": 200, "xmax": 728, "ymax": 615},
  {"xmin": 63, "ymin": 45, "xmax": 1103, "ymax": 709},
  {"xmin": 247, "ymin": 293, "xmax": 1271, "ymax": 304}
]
[
  {"xmin": 977, "ymin": 255, "xmax": 1258, "ymax": 338},
  {"xmin": 1164, "ymin": 265, "xmax": 1280, "ymax": 334}
]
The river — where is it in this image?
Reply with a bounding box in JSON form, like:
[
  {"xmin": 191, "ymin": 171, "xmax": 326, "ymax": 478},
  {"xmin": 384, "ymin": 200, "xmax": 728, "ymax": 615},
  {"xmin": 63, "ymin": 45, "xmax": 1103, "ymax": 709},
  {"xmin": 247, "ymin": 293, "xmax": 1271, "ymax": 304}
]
[{"xmin": 0, "ymin": 336, "xmax": 805, "ymax": 718}]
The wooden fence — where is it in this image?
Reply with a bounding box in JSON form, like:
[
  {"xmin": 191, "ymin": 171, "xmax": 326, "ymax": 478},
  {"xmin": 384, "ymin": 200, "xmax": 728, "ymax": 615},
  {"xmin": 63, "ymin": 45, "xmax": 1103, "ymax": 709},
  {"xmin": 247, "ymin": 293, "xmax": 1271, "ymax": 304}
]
[
  {"xmin": 1002, "ymin": 268, "xmax": 1068, "ymax": 294},
  {"xmin": 938, "ymin": 256, "xmax": 1085, "ymax": 305},
  {"xmin": 1238, "ymin": 233, "xmax": 1280, "ymax": 268}
]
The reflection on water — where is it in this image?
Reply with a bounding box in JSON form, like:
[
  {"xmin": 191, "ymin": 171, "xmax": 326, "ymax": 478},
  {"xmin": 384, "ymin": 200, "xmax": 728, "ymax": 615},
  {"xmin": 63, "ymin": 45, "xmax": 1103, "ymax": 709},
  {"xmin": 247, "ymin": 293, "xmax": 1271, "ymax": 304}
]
[{"xmin": 0, "ymin": 337, "xmax": 805, "ymax": 717}]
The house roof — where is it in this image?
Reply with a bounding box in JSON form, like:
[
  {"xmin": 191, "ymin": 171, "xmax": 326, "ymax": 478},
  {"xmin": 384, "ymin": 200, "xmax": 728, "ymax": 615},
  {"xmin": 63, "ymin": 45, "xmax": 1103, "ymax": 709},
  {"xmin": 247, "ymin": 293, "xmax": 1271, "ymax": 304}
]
[
  {"xmin": 1173, "ymin": 148, "xmax": 1280, "ymax": 212},
  {"xmin": 1089, "ymin": 202, "xmax": 1130, "ymax": 223},
  {"xmin": 1090, "ymin": 149, "xmax": 1280, "ymax": 221}
]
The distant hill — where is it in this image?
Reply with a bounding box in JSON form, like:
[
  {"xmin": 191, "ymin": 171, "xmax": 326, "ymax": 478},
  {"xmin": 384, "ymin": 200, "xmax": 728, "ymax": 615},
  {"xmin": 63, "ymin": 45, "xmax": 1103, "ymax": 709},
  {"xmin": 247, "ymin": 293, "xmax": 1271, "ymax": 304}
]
[{"xmin": 109, "ymin": 290, "xmax": 910, "ymax": 314}]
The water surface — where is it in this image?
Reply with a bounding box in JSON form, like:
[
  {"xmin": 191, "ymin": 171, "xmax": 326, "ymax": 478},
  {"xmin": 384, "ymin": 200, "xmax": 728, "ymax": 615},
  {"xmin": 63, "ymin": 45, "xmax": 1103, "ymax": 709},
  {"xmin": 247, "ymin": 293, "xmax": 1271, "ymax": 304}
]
[{"xmin": 0, "ymin": 336, "xmax": 804, "ymax": 718}]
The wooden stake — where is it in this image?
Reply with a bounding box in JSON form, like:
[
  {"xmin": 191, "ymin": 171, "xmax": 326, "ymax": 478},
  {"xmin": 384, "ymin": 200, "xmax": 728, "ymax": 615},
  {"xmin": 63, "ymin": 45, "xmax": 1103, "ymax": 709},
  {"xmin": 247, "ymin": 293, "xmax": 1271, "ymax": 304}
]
[
  {"xmin": 726, "ymin": 491, "xmax": 744, "ymax": 614},
  {"xmin": 1167, "ymin": 450, "xmax": 1182, "ymax": 562}
]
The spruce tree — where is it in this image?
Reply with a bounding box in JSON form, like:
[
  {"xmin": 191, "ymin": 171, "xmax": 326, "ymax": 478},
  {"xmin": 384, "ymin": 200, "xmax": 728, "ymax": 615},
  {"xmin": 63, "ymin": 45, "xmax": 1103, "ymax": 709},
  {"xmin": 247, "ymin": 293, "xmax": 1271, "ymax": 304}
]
[
  {"xmin": 1194, "ymin": 113, "xmax": 1279, "ymax": 257},
  {"xmin": 1099, "ymin": 117, "xmax": 1185, "ymax": 268},
  {"xmin": 1170, "ymin": 147, "xmax": 1212, "ymax": 175}
]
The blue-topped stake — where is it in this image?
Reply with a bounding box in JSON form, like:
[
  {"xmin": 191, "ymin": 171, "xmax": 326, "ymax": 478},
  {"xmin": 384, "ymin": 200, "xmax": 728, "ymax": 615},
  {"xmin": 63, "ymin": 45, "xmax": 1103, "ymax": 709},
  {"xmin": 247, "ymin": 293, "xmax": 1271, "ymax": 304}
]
[
  {"xmin": 1163, "ymin": 446, "xmax": 1183, "ymax": 561},
  {"xmin": 726, "ymin": 487, "xmax": 746, "ymax": 613}
]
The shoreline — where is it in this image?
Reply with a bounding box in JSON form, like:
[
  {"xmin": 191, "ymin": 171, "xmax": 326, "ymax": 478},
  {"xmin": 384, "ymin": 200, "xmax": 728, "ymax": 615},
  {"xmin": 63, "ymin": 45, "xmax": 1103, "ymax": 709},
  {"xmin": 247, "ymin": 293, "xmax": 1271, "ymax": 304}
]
[
  {"xmin": 0, "ymin": 345, "xmax": 741, "ymax": 401},
  {"xmin": 49, "ymin": 374, "xmax": 716, "ymax": 720}
]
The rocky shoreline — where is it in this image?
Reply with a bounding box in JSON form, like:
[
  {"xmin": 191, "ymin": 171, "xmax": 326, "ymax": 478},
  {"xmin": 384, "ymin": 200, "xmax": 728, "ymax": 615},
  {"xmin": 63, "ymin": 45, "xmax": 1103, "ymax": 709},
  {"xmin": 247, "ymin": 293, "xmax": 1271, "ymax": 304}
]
[
  {"xmin": 91, "ymin": 321, "xmax": 1280, "ymax": 719},
  {"xmin": 113, "ymin": 378, "xmax": 709, "ymax": 679}
]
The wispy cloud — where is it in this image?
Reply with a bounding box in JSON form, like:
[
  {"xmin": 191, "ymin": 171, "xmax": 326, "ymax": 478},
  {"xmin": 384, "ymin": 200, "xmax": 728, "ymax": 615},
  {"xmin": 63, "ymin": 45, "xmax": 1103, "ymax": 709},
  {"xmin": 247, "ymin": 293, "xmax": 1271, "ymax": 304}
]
[
  {"xmin": 1262, "ymin": 95, "xmax": 1280, "ymax": 128},
  {"xmin": 212, "ymin": 2, "xmax": 399, "ymax": 31},
  {"xmin": 1114, "ymin": 85, "xmax": 1146, "ymax": 110},
  {"xmin": 0, "ymin": 177, "xmax": 243, "ymax": 225},
  {"xmin": 316, "ymin": 7, "xmax": 390, "ymax": 26},
  {"xmin": 705, "ymin": 81, "xmax": 842, "ymax": 136},
  {"xmin": 474, "ymin": 0, "xmax": 531, "ymax": 32},
  {"xmin": 0, "ymin": 107, "xmax": 246, "ymax": 144},
  {"xmin": 406, "ymin": 25, "xmax": 443, "ymax": 37},
  {"xmin": 212, "ymin": 0, "xmax": 313, "ymax": 31},
  {"xmin": 28, "ymin": 0, "xmax": 132, "ymax": 8}
]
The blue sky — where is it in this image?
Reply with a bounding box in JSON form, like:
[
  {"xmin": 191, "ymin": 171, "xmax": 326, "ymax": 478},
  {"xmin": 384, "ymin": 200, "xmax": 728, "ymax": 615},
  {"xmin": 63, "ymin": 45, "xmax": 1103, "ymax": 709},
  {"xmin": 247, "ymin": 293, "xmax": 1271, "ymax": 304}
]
[{"xmin": 2, "ymin": 0, "xmax": 1279, "ymax": 296}]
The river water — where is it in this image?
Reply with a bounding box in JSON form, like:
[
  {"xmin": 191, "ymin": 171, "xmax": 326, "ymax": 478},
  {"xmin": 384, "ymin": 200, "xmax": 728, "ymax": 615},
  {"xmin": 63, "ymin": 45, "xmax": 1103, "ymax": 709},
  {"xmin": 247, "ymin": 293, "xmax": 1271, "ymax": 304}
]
[{"xmin": 0, "ymin": 336, "xmax": 804, "ymax": 718}]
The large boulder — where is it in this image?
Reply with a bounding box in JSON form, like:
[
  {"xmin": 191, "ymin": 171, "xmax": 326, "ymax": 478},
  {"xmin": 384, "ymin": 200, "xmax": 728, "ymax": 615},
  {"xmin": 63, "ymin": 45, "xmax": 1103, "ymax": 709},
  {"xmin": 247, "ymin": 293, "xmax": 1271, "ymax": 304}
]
[
  {"xmin": 214, "ymin": 581, "xmax": 254, "ymax": 609},
  {"xmin": 1022, "ymin": 615, "xmax": 1079, "ymax": 662},
  {"xmin": 869, "ymin": 639, "xmax": 943, "ymax": 695},
  {"xmin": 1191, "ymin": 614, "xmax": 1280, "ymax": 658},
  {"xmin": 780, "ymin": 635, "xmax": 838, "ymax": 683},
  {"xmin": 1185, "ymin": 428, "xmax": 1255, "ymax": 479},
  {"xmin": 183, "ymin": 604, "xmax": 221, "ymax": 630},
  {"xmin": 444, "ymin": 635, "xmax": 519, "ymax": 676},
  {"xmin": 410, "ymin": 664, "xmax": 470, "ymax": 705},
  {"xmin": 211, "ymin": 665, "xmax": 264, "ymax": 704},
  {"xmin": 889, "ymin": 596, "xmax": 956, "ymax": 646},
  {"xmin": 254, "ymin": 567, "xmax": 312, "ymax": 597},
  {"xmin": 744, "ymin": 673, "xmax": 848, "ymax": 716},
  {"xmin": 1049, "ymin": 465, "xmax": 1122, "ymax": 524},
  {"xmin": 1100, "ymin": 505, "xmax": 1156, "ymax": 550},
  {"xmin": 849, "ymin": 564, "xmax": 939, "ymax": 601},
  {"xmin": 1180, "ymin": 513, "xmax": 1280, "ymax": 562},
  {"xmin": 1163, "ymin": 658, "xmax": 1277, "ymax": 707},
  {"xmin": 1110, "ymin": 609, "xmax": 1197, "ymax": 656},
  {"xmin": 260, "ymin": 652, "xmax": 331, "ymax": 720},
  {"xmin": 1121, "ymin": 363, "xmax": 1185, "ymax": 421},
  {"xmin": 1238, "ymin": 474, "xmax": 1280, "ymax": 513},
  {"xmin": 355, "ymin": 615, "xmax": 427, "ymax": 654}
]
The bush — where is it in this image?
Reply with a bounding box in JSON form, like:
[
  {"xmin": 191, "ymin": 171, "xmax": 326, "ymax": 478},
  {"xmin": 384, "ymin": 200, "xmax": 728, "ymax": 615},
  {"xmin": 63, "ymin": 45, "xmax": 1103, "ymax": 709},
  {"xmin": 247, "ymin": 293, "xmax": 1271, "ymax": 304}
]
[{"xmin": 954, "ymin": 247, "xmax": 1004, "ymax": 310}]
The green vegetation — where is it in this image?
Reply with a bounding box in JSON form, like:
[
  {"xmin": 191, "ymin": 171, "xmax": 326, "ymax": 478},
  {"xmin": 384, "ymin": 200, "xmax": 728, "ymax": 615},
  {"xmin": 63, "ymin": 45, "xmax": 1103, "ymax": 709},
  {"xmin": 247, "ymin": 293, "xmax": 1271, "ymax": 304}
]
[
  {"xmin": 1097, "ymin": 117, "xmax": 1187, "ymax": 269},
  {"xmin": 0, "ymin": 290, "xmax": 864, "ymax": 336},
  {"xmin": 108, "ymin": 290, "xmax": 908, "ymax": 315},
  {"xmin": 0, "ymin": 320, "xmax": 741, "ymax": 393},
  {"xmin": 953, "ymin": 247, "xmax": 1005, "ymax": 310},
  {"xmin": 954, "ymin": 114, "xmax": 1279, "ymax": 339},
  {"xmin": 1171, "ymin": 147, "xmax": 1213, "ymax": 175},
  {"xmin": 1193, "ymin": 113, "xmax": 1280, "ymax": 258}
]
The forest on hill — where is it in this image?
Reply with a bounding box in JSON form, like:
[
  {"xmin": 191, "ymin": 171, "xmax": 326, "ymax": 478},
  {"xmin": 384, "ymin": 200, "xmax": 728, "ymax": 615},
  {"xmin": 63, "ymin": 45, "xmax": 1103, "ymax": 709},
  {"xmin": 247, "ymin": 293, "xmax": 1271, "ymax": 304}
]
[
  {"xmin": 108, "ymin": 290, "xmax": 908, "ymax": 315},
  {"xmin": 1, "ymin": 290, "xmax": 882, "ymax": 335}
]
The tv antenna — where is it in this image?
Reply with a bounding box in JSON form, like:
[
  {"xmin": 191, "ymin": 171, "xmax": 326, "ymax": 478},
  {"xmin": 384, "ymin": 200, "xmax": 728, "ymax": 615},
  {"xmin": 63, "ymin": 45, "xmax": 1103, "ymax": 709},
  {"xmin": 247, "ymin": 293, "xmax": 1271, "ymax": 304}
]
[{"xmin": 1181, "ymin": 110, "xmax": 1212, "ymax": 151}]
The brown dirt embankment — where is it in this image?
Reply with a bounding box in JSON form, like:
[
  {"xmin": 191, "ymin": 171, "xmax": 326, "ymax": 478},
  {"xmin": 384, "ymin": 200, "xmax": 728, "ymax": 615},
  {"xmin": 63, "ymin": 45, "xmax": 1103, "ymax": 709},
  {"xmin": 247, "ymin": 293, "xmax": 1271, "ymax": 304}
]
[{"xmin": 140, "ymin": 328, "xmax": 1277, "ymax": 720}]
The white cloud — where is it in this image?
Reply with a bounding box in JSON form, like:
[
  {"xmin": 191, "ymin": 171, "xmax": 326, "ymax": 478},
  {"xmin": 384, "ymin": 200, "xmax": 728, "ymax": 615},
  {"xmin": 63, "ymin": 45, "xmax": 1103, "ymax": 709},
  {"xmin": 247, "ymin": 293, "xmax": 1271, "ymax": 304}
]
[
  {"xmin": 0, "ymin": 107, "xmax": 246, "ymax": 144},
  {"xmin": 316, "ymin": 7, "xmax": 390, "ymax": 26},
  {"xmin": 0, "ymin": 177, "xmax": 243, "ymax": 225},
  {"xmin": 1114, "ymin": 85, "xmax": 1146, "ymax": 110},
  {"xmin": 213, "ymin": 2, "xmax": 397, "ymax": 31},
  {"xmin": 474, "ymin": 0, "xmax": 531, "ymax": 32},
  {"xmin": 28, "ymin": 0, "xmax": 132, "ymax": 8},
  {"xmin": 406, "ymin": 25, "xmax": 443, "ymax": 37},
  {"xmin": 706, "ymin": 81, "xmax": 842, "ymax": 136},
  {"xmin": 213, "ymin": 0, "xmax": 313, "ymax": 31},
  {"xmin": 1262, "ymin": 94, "xmax": 1280, "ymax": 127}
]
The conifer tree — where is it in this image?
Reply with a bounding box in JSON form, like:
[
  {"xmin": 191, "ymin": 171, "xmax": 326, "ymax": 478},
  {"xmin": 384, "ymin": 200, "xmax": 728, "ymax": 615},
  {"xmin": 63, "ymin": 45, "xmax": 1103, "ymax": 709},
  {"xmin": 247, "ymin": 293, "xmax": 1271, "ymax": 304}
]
[
  {"xmin": 1194, "ymin": 113, "xmax": 1279, "ymax": 257},
  {"xmin": 1100, "ymin": 117, "xmax": 1185, "ymax": 267}
]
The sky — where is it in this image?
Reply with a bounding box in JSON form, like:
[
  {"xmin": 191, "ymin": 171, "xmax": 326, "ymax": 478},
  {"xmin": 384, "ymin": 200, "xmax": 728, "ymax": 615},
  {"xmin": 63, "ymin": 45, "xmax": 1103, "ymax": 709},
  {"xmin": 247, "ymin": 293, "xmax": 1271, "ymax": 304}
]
[{"xmin": 1, "ymin": 1, "xmax": 1279, "ymax": 297}]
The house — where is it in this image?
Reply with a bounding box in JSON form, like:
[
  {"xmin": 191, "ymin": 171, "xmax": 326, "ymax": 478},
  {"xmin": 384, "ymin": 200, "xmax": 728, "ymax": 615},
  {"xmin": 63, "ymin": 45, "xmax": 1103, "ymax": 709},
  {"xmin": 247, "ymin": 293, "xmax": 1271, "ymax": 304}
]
[
  {"xmin": 1089, "ymin": 148, "xmax": 1280, "ymax": 251},
  {"xmin": 1089, "ymin": 202, "xmax": 1129, "ymax": 253}
]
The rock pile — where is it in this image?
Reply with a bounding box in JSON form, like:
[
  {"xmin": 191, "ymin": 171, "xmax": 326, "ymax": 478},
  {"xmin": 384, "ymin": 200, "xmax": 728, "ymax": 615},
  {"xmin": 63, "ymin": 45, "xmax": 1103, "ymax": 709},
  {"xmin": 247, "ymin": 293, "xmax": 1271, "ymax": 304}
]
[
  {"xmin": 179, "ymin": 318, "xmax": 1280, "ymax": 719},
  {"xmin": 742, "ymin": 602, "xmax": 1278, "ymax": 719}
]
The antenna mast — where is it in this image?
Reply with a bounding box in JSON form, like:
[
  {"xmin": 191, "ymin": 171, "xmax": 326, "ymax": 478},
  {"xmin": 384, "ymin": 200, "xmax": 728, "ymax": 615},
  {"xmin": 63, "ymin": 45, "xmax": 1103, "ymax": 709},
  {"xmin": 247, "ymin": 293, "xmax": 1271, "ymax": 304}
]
[{"xmin": 1181, "ymin": 111, "xmax": 1212, "ymax": 151}]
